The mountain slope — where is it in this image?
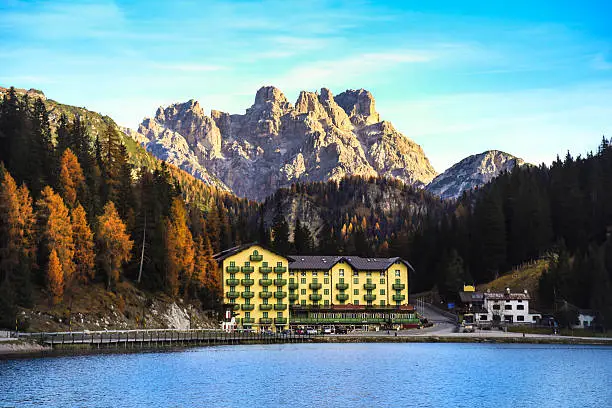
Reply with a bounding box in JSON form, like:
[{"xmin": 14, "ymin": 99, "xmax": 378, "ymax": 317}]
[
  {"xmin": 426, "ymin": 150, "xmax": 526, "ymax": 199},
  {"xmin": 129, "ymin": 86, "xmax": 438, "ymax": 200}
]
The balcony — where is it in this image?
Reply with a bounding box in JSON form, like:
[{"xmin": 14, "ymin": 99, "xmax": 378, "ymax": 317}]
[
  {"xmin": 259, "ymin": 279, "xmax": 272, "ymax": 287},
  {"xmin": 241, "ymin": 291, "xmax": 255, "ymax": 298},
  {"xmin": 336, "ymin": 283, "xmax": 349, "ymax": 290},
  {"xmin": 392, "ymin": 283, "xmax": 405, "ymax": 291},
  {"xmin": 309, "ymin": 283, "xmax": 322, "ymax": 290},
  {"xmin": 363, "ymin": 283, "xmax": 377, "ymax": 290},
  {"xmin": 241, "ymin": 279, "xmax": 254, "ymax": 286},
  {"xmin": 226, "ymin": 292, "xmax": 239, "ymax": 299},
  {"xmin": 259, "ymin": 304, "xmax": 273, "ymax": 311},
  {"xmin": 274, "ymin": 291, "xmax": 287, "ymax": 299},
  {"xmin": 241, "ymin": 266, "xmax": 254, "ymax": 273},
  {"xmin": 288, "ymin": 282, "xmax": 299, "ymax": 290},
  {"xmin": 241, "ymin": 318, "xmax": 255, "ymax": 324},
  {"xmin": 259, "ymin": 292, "xmax": 272, "ymax": 299},
  {"xmin": 288, "ymin": 293, "xmax": 298, "ymax": 301},
  {"xmin": 259, "ymin": 267, "xmax": 273, "ymax": 273},
  {"xmin": 226, "ymin": 279, "xmax": 239, "ymax": 286},
  {"xmin": 259, "ymin": 318, "xmax": 273, "ymax": 325},
  {"xmin": 274, "ymin": 304, "xmax": 287, "ymax": 310},
  {"xmin": 274, "ymin": 279, "xmax": 287, "ymax": 286},
  {"xmin": 336, "ymin": 293, "xmax": 349, "ymax": 301},
  {"xmin": 274, "ymin": 318, "xmax": 287, "ymax": 325},
  {"xmin": 393, "ymin": 294, "xmax": 406, "ymax": 302},
  {"xmin": 250, "ymin": 254, "xmax": 263, "ymax": 262},
  {"xmin": 241, "ymin": 304, "xmax": 255, "ymax": 311},
  {"xmin": 274, "ymin": 266, "xmax": 287, "ymax": 273},
  {"xmin": 226, "ymin": 266, "xmax": 239, "ymax": 273},
  {"xmin": 309, "ymin": 294, "xmax": 322, "ymax": 301},
  {"xmin": 233, "ymin": 304, "xmax": 240, "ymax": 311},
  {"xmin": 364, "ymin": 294, "xmax": 377, "ymax": 301}
]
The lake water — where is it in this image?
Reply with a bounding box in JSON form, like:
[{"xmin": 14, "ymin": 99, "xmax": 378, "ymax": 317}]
[{"xmin": 1, "ymin": 343, "xmax": 611, "ymax": 407}]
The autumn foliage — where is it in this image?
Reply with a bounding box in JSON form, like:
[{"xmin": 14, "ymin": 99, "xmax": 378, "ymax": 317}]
[
  {"xmin": 96, "ymin": 201, "xmax": 133, "ymax": 289},
  {"xmin": 71, "ymin": 204, "xmax": 95, "ymax": 282},
  {"xmin": 165, "ymin": 198, "xmax": 195, "ymax": 297},
  {"xmin": 46, "ymin": 249, "xmax": 64, "ymax": 304},
  {"xmin": 59, "ymin": 148, "xmax": 85, "ymax": 208}
]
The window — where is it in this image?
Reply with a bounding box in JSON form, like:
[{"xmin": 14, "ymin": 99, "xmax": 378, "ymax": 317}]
[
  {"xmin": 301, "ymin": 300, "xmax": 306, "ymax": 305},
  {"xmin": 380, "ymin": 278, "xmax": 385, "ymax": 284},
  {"xmin": 380, "ymin": 300, "xmax": 385, "ymax": 306},
  {"xmin": 289, "ymin": 278, "xmax": 294, "ymax": 283},
  {"xmin": 353, "ymin": 278, "xmax": 359, "ymax": 284},
  {"xmin": 245, "ymin": 312, "xmax": 251, "ymax": 318},
  {"xmin": 353, "ymin": 271, "xmax": 358, "ymax": 277},
  {"xmin": 263, "ymin": 298, "xmax": 268, "ymax": 305},
  {"xmin": 395, "ymin": 269, "xmax": 400, "ymax": 277},
  {"xmin": 380, "ymin": 271, "xmax": 385, "ymax": 277},
  {"xmin": 262, "ymin": 262, "xmax": 268, "ymax": 267},
  {"xmin": 354, "ymin": 289, "xmax": 359, "ymax": 295},
  {"xmin": 313, "ymin": 278, "xmax": 318, "ymax": 284},
  {"xmin": 277, "ymin": 262, "xmax": 283, "ymax": 267},
  {"xmin": 245, "ymin": 273, "xmax": 250, "ymax": 280},
  {"xmin": 230, "ymin": 299, "xmax": 235, "ymax": 304},
  {"xmin": 324, "ymin": 300, "xmax": 329, "ymax": 306},
  {"xmin": 480, "ymin": 315, "xmax": 488, "ymax": 321},
  {"xmin": 324, "ymin": 271, "xmax": 329, "ymax": 276},
  {"xmin": 230, "ymin": 261, "xmax": 235, "ymax": 267},
  {"xmin": 245, "ymin": 261, "xmax": 250, "ymax": 267},
  {"xmin": 301, "ymin": 278, "xmax": 306, "ymax": 284},
  {"xmin": 301, "ymin": 289, "xmax": 306, "ymax": 295},
  {"xmin": 339, "ymin": 278, "xmax": 344, "ymax": 284},
  {"xmin": 230, "ymin": 273, "xmax": 235, "ymax": 279},
  {"xmin": 366, "ymin": 271, "xmax": 372, "ymax": 276},
  {"xmin": 324, "ymin": 289, "xmax": 329, "ymax": 295},
  {"xmin": 277, "ymin": 312, "xmax": 283, "ymax": 318},
  {"xmin": 493, "ymin": 304, "xmax": 501, "ymax": 310},
  {"xmin": 395, "ymin": 278, "xmax": 400, "ymax": 284},
  {"xmin": 339, "ymin": 269, "xmax": 344, "ymax": 277},
  {"xmin": 253, "ymin": 250, "xmax": 259, "ymax": 255},
  {"xmin": 263, "ymin": 312, "xmax": 268, "ymax": 318},
  {"xmin": 313, "ymin": 271, "xmax": 318, "ymax": 276},
  {"xmin": 505, "ymin": 305, "xmax": 512, "ymax": 310},
  {"xmin": 301, "ymin": 272, "xmax": 306, "ymax": 277},
  {"xmin": 354, "ymin": 300, "xmax": 359, "ymax": 305},
  {"xmin": 277, "ymin": 273, "xmax": 282, "ymax": 279},
  {"xmin": 366, "ymin": 278, "xmax": 372, "ymax": 284},
  {"xmin": 262, "ymin": 273, "xmax": 268, "ymax": 279},
  {"xmin": 380, "ymin": 289, "xmax": 385, "ymax": 295},
  {"xmin": 245, "ymin": 298, "xmax": 250, "ymax": 305},
  {"xmin": 516, "ymin": 305, "xmax": 525, "ymax": 310},
  {"xmin": 517, "ymin": 316, "xmax": 524, "ymax": 321},
  {"xmin": 289, "ymin": 271, "xmax": 295, "ymax": 276},
  {"xmin": 324, "ymin": 278, "xmax": 329, "ymax": 284}
]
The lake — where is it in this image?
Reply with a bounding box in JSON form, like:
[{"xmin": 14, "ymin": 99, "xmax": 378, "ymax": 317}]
[{"xmin": 1, "ymin": 343, "xmax": 611, "ymax": 407}]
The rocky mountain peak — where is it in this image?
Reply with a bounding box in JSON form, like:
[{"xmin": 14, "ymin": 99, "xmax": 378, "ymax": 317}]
[
  {"xmin": 130, "ymin": 86, "xmax": 439, "ymax": 200},
  {"xmin": 253, "ymin": 86, "xmax": 291, "ymax": 109},
  {"xmin": 426, "ymin": 150, "xmax": 526, "ymax": 200},
  {"xmin": 335, "ymin": 88, "xmax": 380, "ymax": 125}
]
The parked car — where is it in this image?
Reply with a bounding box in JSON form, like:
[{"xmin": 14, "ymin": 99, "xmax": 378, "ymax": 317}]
[
  {"xmin": 335, "ymin": 326, "xmax": 348, "ymax": 334},
  {"xmin": 306, "ymin": 328, "xmax": 318, "ymax": 335},
  {"xmin": 323, "ymin": 327, "xmax": 333, "ymax": 335},
  {"xmin": 295, "ymin": 329, "xmax": 305, "ymax": 335}
]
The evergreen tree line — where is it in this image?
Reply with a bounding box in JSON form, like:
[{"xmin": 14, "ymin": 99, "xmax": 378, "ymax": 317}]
[
  {"xmin": 405, "ymin": 140, "xmax": 612, "ymax": 327},
  {"xmin": 0, "ymin": 88, "xmax": 258, "ymax": 329}
]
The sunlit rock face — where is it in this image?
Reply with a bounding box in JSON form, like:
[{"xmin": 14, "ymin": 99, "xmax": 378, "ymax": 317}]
[{"xmin": 129, "ymin": 86, "xmax": 438, "ymax": 200}]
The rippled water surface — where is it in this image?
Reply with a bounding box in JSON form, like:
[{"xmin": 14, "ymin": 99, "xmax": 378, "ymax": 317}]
[{"xmin": 1, "ymin": 343, "xmax": 611, "ymax": 407}]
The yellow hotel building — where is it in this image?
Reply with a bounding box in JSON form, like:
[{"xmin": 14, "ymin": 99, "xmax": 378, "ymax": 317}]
[{"xmin": 214, "ymin": 243, "xmax": 418, "ymax": 332}]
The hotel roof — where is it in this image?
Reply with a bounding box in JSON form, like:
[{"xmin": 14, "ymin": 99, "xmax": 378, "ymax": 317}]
[{"xmin": 289, "ymin": 255, "xmax": 414, "ymax": 271}]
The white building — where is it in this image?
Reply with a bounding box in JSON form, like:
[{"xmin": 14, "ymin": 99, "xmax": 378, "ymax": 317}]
[{"xmin": 475, "ymin": 289, "xmax": 541, "ymax": 325}]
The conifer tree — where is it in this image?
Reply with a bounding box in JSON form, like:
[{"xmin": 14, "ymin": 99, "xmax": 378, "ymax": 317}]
[
  {"xmin": 71, "ymin": 204, "xmax": 95, "ymax": 283},
  {"xmin": 36, "ymin": 186, "xmax": 75, "ymax": 285},
  {"xmin": 59, "ymin": 148, "xmax": 85, "ymax": 208},
  {"xmin": 271, "ymin": 201, "xmax": 290, "ymax": 254},
  {"xmin": 47, "ymin": 249, "xmax": 64, "ymax": 304},
  {"xmin": 96, "ymin": 201, "xmax": 133, "ymax": 289},
  {"xmin": 165, "ymin": 198, "xmax": 195, "ymax": 297}
]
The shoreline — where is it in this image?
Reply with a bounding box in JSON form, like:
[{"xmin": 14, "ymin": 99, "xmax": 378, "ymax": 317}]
[{"xmin": 2, "ymin": 332, "xmax": 611, "ymax": 359}]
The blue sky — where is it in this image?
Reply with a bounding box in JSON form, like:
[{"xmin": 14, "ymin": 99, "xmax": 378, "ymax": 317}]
[{"xmin": 1, "ymin": 0, "xmax": 611, "ymax": 172}]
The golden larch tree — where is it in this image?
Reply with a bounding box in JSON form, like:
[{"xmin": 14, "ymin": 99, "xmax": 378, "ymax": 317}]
[
  {"xmin": 71, "ymin": 204, "xmax": 95, "ymax": 282},
  {"xmin": 47, "ymin": 249, "xmax": 64, "ymax": 304},
  {"xmin": 36, "ymin": 186, "xmax": 75, "ymax": 284},
  {"xmin": 59, "ymin": 148, "xmax": 85, "ymax": 208},
  {"xmin": 165, "ymin": 198, "xmax": 195, "ymax": 297},
  {"xmin": 96, "ymin": 201, "xmax": 133, "ymax": 289},
  {"xmin": 0, "ymin": 171, "xmax": 24, "ymax": 280}
]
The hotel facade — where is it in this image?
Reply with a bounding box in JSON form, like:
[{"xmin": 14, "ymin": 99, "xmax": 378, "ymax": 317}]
[{"xmin": 214, "ymin": 244, "xmax": 418, "ymax": 332}]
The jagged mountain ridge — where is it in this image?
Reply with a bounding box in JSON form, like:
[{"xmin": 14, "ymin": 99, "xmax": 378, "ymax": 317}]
[
  {"xmin": 426, "ymin": 150, "xmax": 526, "ymax": 199},
  {"xmin": 129, "ymin": 86, "xmax": 438, "ymax": 200}
]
